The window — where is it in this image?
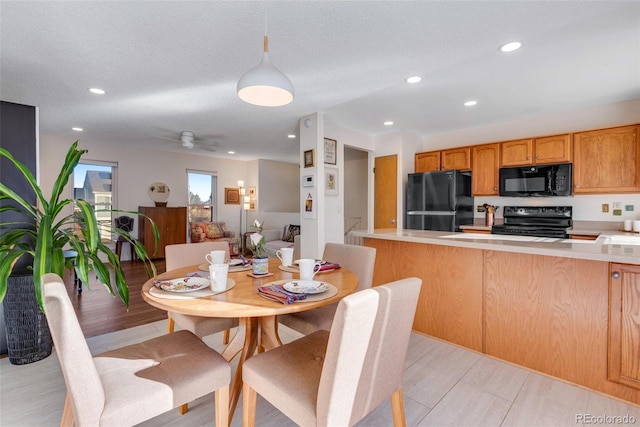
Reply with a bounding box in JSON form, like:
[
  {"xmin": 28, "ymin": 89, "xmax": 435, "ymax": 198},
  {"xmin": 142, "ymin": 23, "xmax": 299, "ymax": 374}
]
[
  {"xmin": 73, "ymin": 161, "xmax": 117, "ymax": 243},
  {"xmin": 188, "ymin": 171, "xmax": 217, "ymax": 223}
]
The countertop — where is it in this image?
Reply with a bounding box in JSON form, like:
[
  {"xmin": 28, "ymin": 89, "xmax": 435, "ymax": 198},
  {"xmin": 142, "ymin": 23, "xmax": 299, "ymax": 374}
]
[{"xmin": 351, "ymin": 228, "xmax": 640, "ymax": 264}]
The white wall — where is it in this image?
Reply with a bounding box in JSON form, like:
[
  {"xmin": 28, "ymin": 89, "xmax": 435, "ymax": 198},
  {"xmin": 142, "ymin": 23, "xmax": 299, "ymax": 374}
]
[
  {"xmin": 344, "ymin": 148, "xmax": 368, "ymax": 232},
  {"xmin": 40, "ymin": 134, "xmax": 247, "ymax": 242}
]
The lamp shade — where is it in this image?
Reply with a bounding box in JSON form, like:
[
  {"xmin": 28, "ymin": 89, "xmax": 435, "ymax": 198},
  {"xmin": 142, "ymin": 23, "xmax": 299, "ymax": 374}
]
[{"xmin": 237, "ymin": 36, "xmax": 294, "ymax": 107}]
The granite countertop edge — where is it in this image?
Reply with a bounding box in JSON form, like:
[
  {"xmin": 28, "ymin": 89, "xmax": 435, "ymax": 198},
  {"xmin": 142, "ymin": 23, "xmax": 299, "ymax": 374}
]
[{"xmin": 351, "ymin": 228, "xmax": 640, "ymax": 265}]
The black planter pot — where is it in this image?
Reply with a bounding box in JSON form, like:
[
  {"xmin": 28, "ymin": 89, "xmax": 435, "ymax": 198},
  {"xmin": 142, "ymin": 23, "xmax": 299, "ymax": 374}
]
[{"xmin": 3, "ymin": 273, "xmax": 52, "ymax": 364}]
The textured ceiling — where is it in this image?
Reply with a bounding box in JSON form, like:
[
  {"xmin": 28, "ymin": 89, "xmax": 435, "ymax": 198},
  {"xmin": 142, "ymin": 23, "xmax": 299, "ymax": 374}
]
[{"xmin": 1, "ymin": 1, "xmax": 639, "ymax": 163}]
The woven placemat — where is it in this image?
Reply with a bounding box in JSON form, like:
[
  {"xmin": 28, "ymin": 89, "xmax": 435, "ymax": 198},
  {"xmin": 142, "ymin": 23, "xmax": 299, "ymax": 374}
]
[
  {"xmin": 278, "ymin": 264, "xmax": 299, "ymax": 273},
  {"xmin": 149, "ymin": 278, "xmax": 236, "ymax": 300}
]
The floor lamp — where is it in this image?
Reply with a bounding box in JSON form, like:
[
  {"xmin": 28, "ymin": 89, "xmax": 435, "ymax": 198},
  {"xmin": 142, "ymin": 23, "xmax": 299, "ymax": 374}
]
[{"xmin": 238, "ymin": 180, "xmax": 245, "ymax": 242}]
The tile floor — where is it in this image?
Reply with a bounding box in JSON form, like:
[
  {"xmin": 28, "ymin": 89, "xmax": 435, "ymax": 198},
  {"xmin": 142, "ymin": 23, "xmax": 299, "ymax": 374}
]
[{"xmin": 1, "ymin": 320, "xmax": 639, "ymax": 426}]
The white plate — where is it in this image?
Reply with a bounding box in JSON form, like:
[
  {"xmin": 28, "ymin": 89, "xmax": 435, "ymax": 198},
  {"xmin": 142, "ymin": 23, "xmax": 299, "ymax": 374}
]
[
  {"xmin": 229, "ymin": 259, "xmax": 243, "ymax": 266},
  {"xmin": 283, "ymin": 280, "xmax": 329, "ymax": 294},
  {"xmin": 157, "ymin": 277, "xmax": 210, "ymax": 293}
]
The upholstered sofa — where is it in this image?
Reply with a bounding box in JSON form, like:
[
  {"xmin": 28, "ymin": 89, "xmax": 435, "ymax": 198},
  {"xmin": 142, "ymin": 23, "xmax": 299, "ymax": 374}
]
[
  {"xmin": 262, "ymin": 224, "xmax": 301, "ymax": 260},
  {"xmin": 190, "ymin": 221, "xmax": 240, "ymax": 255}
]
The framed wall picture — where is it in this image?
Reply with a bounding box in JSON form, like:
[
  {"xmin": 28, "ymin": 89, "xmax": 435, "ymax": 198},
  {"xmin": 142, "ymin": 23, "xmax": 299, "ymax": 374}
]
[
  {"xmin": 224, "ymin": 187, "xmax": 240, "ymax": 204},
  {"xmin": 324, "ymin": 138, "xmax": 337, "ymax": 165},
  {"xmin": 304, "ymin": 149, "xmax": 315, "ymax": 168},
  {"xmin": 249, "ymin": 187, "xmax": 256, "ymax": 197},
  {"xmin": 325, "ymin": 167, "xmax": 338, "ymax": 196}
]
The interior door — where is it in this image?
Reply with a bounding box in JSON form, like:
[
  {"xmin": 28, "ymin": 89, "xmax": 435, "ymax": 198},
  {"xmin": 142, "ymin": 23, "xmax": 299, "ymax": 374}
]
[{"xmin": 374, "ymin": 155, "xmax": 397, "ymax": 229}]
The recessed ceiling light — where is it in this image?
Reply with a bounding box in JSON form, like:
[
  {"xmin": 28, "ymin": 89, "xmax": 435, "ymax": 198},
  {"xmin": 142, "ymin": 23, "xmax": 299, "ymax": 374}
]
[
  {"xmin": 464, "ymin": 100, "xmax": 478, "ymax": 107},
  {"xmin": 287, "ymin": 134, "xmax": 296, "ymax": 139},
  {"xmin": 89, "ymin": 88, "xmax": 105, "ymax": 95},
  {"xmin": 383, "ymin": 121, "xmax": 394, "ymax": 126},
  {"xmin": 499, "ymin": 41, "xmax": 522, "ymax": 53},
  {"xmin": 405, "ymin": 76, "xmax": 422, "ymax": 84},
  {"xmin": 228, "ymin": 151, "xmax": 235, "ymax": 154},
  {"xmin": 71, "ymin": 127, "xmax": 83, "ymax": 132}
]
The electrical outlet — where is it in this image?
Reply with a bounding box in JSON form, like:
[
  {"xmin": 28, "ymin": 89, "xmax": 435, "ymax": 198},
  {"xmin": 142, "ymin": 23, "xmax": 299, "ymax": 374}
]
[
  {"xmin": 625, "ymin": 205, "xmax": 634, "ymax": 212},
  {"xmin": 613, "ymin": 209, "xmax": 622, "ymax": 216},
  {"xmin": 477, "ymin": 205, "xmax": 486, "ymax": 212},
  {"xmin": 602, "ymin": 204, "xmax": 609, "ymax": 213}
]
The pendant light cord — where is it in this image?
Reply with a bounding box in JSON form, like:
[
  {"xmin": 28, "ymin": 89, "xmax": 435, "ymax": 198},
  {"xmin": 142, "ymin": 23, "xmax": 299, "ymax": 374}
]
[{"xmin": 263, "ymin": 6, "xmax": 268, "ymax": 53}]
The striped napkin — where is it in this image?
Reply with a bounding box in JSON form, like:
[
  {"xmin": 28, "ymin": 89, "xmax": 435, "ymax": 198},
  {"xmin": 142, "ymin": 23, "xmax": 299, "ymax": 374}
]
[
  {"xmin": 258, "ymin": 284, "xmax": 307, "ymax": 304},
  {"xmin": 319, "ymin": 262, "xmax": 340, "ymax": 272}
]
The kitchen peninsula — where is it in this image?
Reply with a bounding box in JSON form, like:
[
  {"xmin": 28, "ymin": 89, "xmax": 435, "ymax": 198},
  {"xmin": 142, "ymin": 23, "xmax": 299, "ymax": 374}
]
[{"xmin": 352, "ymin": 229, "xmax": 640, "ymax": 406}]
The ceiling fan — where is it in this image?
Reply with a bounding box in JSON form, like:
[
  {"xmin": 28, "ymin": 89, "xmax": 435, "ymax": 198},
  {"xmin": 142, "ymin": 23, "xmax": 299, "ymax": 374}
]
[{"xmin": 157, "ymin": 131, "xmax": 219, "ymax": 151}]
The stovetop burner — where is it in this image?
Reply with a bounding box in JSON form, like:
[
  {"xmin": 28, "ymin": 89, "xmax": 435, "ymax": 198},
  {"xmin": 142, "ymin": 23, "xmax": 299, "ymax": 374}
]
[{"xmin": 492, "ymin": 206, "xmax": 572, "ymax": 238}]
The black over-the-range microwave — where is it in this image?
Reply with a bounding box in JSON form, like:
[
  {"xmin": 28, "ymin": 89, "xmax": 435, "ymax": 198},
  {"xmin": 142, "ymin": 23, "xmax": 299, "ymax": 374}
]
[{"xmin": 499, "ymin": 163, "xmax": 572, "ymax": 197}]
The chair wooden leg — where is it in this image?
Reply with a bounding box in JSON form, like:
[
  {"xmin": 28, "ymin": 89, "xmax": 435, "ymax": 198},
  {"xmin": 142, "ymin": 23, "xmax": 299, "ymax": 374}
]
[
  {"xmin": 179, "ymin": 403, "xmax": 188, "ymax": 415},
  {"xmin": 215, "ymin": 384, "xmax": 229, "ymax": 427},
  {"xmin": 60, "ymin": 392, "xmax": 74, "ymax": 427},
  {"xmin": 167, "ymin": 316, "xmax": 175, "ymax": 333},
  {"xmin": 390, "ymin": 388, "xmax": 407, "ymax": 427},
  {"xmin": 242, "ymin": 383, "xmax": 257, "ymax": 427},
  {"xmin": 223, "ymin": 328, "xmax": 230, "ymax": 345}
]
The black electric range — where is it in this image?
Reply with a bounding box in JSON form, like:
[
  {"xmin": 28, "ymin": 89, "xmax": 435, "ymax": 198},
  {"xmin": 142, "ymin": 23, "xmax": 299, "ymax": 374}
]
[{"xmin": 491, "ymin": 206, "xmax": 572, "ymax": 238}]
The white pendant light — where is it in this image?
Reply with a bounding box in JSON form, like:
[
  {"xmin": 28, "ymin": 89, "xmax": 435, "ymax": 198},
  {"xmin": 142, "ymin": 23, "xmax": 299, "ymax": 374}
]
[{"xmin": 237, "ymin": 15, "xmax": 294, "ymax": 107}]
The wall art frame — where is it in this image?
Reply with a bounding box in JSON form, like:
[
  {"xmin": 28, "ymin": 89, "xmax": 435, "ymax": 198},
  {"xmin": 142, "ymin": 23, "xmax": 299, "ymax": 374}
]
[
  {"xmin": 324, "ymin": 138, "xmax": 337, "ymax": 165},
  {"xmin": 304, "ymin": 149, "xmax": 315, "ymax": 168},
  {"xmin": 325, "ymin": 167, "xmax": 339, "ymax": 196},
  {"xmin": 224, "ymin": 187, "xmax": 240, "ymax": 204}
]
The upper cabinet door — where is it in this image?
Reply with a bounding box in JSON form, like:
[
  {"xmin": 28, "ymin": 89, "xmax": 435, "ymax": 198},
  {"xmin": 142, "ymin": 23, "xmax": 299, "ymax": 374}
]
[
  {"xmin": 534, "ymin": 134, "xmax": 572, "ymax": 164},
  {"xmin": 415, "ymin": 151, "xmax": 441, "ymax": 173},
  {"xmin": 441, "ymin": 147, "xmax": 471, "ymax": 171},
  {"xmin": 573, "ymin": 125, "xmax": 640, "ymax": 194},
  {"xmin": 501, "ymin": 139, "xmax": 533, "ymax": 166},
  {"xmin": 501, "ymin": 135, "xmax": 572, "ymax": 166},
  {"xmin": 472, "ymin": 143, "xmax": 500, "ymax": 196}
]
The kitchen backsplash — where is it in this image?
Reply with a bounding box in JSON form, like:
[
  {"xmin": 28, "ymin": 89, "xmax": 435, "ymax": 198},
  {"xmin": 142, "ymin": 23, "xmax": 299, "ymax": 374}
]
[{"xmin": 474, "ymin": 194, "xmax": 640, "ymax": 222}]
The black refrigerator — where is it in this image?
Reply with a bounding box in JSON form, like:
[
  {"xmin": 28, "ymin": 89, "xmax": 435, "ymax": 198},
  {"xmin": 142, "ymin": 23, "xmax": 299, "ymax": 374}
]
[{"xmin": 405, "ymin": 170, "xmax": 474, "ymax": 232}]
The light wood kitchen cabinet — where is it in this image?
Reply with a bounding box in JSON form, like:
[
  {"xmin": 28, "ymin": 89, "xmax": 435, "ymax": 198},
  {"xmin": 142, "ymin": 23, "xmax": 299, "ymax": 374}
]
[
  {"xmin": 501, "ymin": 134, "xmax": 572, "ymax": 166},
  {"xmin": 415, "ymin": 151, "xmax": 440, "ymax": 173},
  {"xmin": 415, "ymin": 147, "xmax": 471, "ymax": 172},
  {"xmin": 573, "ymin": 125, "xmax": 640, "ymax": 194},
  {"xmin": 471, "ymin": 143, "xmax": 500, "ymax": 196},
  {"xmin": 441, "ymin": 147, "xmax": 471, "ymax": 171},
  {"xmin": 608, "ymin": 263, "xmax": 640, "ymax": 390},
  {"xmin": 138, "ymin": 206, "xmax": 187, "ymax": 259}
]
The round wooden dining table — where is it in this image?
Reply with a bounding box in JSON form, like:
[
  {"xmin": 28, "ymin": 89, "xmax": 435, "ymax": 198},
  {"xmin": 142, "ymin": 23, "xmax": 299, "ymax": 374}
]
[{"xmin": 141, "ymin": 258, "xmax": 359, "ymax": 421}]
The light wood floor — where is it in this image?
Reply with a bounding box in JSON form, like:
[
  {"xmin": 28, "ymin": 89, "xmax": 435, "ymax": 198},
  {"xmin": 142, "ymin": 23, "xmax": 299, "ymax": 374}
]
[{"xmin": 2, "ymin": 261, "xmax": 640, "ymax": 426}]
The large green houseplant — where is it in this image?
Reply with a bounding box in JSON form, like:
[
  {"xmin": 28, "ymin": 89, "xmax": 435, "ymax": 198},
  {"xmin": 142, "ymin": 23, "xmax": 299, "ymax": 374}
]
[{"xmin": 0, "ymin": 141, "xmax": 158, "ymax": 311}]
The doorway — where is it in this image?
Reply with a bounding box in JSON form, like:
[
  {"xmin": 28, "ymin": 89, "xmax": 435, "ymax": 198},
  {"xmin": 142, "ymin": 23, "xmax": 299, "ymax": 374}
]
[{"xmin": 344, "ymin": 147, "xmax": 369, "ymax": 244}]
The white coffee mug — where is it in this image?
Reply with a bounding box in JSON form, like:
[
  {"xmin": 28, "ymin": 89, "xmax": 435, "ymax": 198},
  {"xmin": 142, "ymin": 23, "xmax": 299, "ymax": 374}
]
[
  {"xmin": 297, "ymin": 258, "xmax": 322, "ymax": 281},
  {"xmin": 276, "ymin": 247, "xmax": 294, "ymax": 267},
  {"xmin": 624, "ymin": 219, "xmax": 633, "ymax": 231},
  {"xmin": 209, "ymin": 263, "xmax": 229, "ymax": 292},
  {"xmin": 633, "ymin": 220, "xmax": 640, "ymax": 233},
  {"xmin": 205, "ymin": 250, "xmax": 226, "ymax": 265}
]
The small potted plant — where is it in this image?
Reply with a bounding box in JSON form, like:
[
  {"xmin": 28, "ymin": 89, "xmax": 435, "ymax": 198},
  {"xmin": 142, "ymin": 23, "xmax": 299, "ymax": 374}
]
[
  {"xmin": 248, "ymin": 219, "xmax": 268, "ymax": 275},
  {"xmin": 0, "ymin": 141, "xmax": 158, "ymax": 364}
]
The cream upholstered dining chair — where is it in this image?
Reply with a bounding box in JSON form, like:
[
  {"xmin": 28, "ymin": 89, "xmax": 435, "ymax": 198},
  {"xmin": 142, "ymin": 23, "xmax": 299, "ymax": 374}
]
[
  {"xmin": 278, "ymin": 243, "xmax": 376, "ymax": 334},
  {"xmin": 41, "ymin": 273, "xmax": 230, "ymax": 427},
  {"xmin": 243, "ymin": 277, "xmax": 422, "ymax": 427},
  {"xmin": 165, "ymin": 241, "xmax": 239, "ymax": 342}
]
